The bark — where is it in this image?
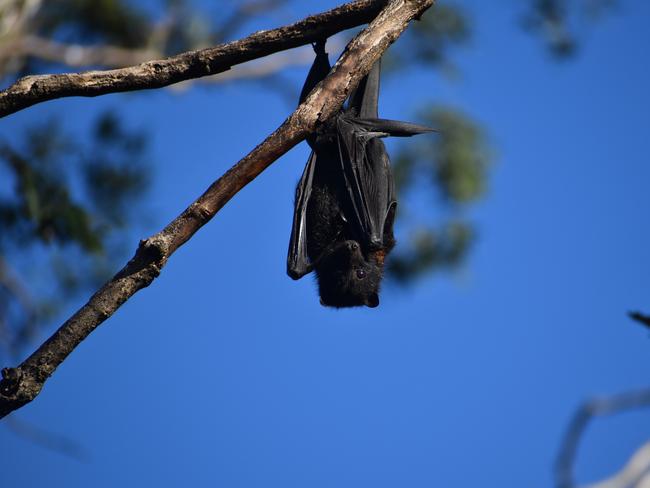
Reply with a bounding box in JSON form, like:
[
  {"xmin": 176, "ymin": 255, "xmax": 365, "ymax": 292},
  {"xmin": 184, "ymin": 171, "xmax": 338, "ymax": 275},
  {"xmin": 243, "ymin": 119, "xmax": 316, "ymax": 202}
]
[
  {"xmin": 0, "ymin": 0, "xmax": 391, "ymax": 118},
  {"xmin": 0, "ymin": 0, "xmax": 435, "ymax": 419}
]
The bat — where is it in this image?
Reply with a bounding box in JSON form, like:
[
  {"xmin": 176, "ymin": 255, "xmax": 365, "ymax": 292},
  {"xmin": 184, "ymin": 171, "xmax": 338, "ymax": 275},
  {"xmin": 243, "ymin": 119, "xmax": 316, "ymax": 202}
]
[{"xmin": 287, "ymin": 39, "xmax": 433, "ymax": 308}]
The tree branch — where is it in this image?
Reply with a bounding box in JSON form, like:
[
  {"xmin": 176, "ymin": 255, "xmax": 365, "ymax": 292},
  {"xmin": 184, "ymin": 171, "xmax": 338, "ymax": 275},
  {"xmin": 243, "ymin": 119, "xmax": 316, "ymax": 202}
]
[
  {"xmin": 588, "ymin": 442, "xmax": 650, "ymax": 488},
  {"xmin": 0, "ymin": 0, "xmax": 391, "ymax": 118},
  {"xmin": 629, "ymin": 311, "xmax": 650, "ymax": 329},
  {"xmin": 555, "ymin": 389, "xmax": 650, "ymax": 488},
  {"xmin": 170, "ymin": 38, "xmax": 346, "ymax": 91},
  {"xmin": 0, "ymin": 0, "xmax": 435, "ymax": 419}
]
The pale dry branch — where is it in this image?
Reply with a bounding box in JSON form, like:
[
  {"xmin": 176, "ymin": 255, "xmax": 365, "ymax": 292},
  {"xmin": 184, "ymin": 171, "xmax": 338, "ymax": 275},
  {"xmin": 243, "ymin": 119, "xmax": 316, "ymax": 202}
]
[
  {"xmin": 0, "ymin": 0, "xmax": 42, "ymax": 37},
  {"xmin": 588, "ymin": 442, "xmax": 650, "ymax": 488},
  {"xmin": 0, "ymin": 34, "xmax": 343, "ymax": 93},
  {"xmin": 0, "ymin": 1, "xmax": 291, "ymax": 77},
  {"xmin": 556, "ymin": 390, "xmax": 650, "ymax": 488},
  {"xmin": 0, "ymin": 0, "xmax": 435, "ymax": 419}
]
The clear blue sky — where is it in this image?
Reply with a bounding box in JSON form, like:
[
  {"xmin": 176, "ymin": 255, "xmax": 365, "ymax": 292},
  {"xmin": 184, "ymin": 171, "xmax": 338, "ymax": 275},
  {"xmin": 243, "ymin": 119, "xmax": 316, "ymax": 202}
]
[{"xmin": 2, "ymin": 1, "xmax": 650, "ymax": 487}]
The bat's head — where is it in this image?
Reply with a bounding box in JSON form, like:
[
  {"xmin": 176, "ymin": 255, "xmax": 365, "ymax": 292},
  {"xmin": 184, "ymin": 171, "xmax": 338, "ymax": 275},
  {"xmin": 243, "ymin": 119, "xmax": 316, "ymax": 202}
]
[{"xmin": 315, "ymin": 240, "xmax": 382, "ymax": 308}]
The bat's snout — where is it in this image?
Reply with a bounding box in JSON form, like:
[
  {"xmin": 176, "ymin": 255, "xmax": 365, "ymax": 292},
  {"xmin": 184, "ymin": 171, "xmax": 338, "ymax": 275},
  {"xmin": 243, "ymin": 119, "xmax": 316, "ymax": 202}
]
[{"xmin": 345, "ymin": 240, "xmax": 360, "ymax": 252}]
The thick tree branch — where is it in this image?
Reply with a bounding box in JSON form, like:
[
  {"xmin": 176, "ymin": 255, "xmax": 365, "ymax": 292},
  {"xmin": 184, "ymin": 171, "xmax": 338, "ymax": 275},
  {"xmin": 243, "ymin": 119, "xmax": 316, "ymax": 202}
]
[
  {"xmin": 0, "ymin": 0, "xmax": 392, "ymax": 118},
  {"xmin": 0, "ymin": 0, "xmax": 435, "ymax": 419}
]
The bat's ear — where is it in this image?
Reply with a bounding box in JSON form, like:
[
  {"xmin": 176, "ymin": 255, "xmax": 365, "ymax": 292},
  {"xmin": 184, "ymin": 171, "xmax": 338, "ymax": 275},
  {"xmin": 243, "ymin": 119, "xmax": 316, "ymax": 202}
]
[{"xmin": 365, "ymin": 293, "xmax": 379, "ymax": 308}]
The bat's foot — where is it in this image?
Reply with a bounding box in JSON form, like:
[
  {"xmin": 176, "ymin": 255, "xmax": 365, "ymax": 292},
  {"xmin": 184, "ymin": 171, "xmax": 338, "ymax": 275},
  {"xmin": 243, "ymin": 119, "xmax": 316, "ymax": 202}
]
[{"xmin": 312, "ymin": 38, "xmax": 327, "ymax": 55}]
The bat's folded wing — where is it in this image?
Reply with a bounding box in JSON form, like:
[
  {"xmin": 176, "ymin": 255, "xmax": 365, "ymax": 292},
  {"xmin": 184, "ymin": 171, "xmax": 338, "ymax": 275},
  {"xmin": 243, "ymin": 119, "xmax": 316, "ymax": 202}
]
[
  {"xmin": 287, "ymin": 151, "xmax": 317, "ymax": 280},
  {"xmin": 335, "ymin": 118, "xmax": 392, "ymax": 250},
  {"xmin": 336, "ymin": 117, "xmax": 434, "ymax": 250}
]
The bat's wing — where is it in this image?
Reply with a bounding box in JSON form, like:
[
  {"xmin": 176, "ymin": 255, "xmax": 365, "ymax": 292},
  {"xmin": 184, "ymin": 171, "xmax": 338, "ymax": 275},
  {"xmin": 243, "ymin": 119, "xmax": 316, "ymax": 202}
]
[
  {"xmin": 287, "ymin": 150, "xmax": 317, "ymax": 280},
  {"xmin": 337, "ymin": 59, "xmax": 434, "ymax": 249},
  {"xmin": 287, "ymin": 40, "xmax": 331, "ymax": 280},
  {"xmin": 334, "ymin": 119, "xmax": 393, "ymax": 249},
  {"xmin": 335, "ymin": 119, "xmax": 433, "ymax": 249}
]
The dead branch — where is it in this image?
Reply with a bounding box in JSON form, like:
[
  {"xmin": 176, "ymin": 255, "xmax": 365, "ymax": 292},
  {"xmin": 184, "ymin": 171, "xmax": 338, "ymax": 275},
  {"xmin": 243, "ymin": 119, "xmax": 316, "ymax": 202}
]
[
  {"xmin": 555, "ymin": 389, "xmax": 650, "ymax": 488},
  {"xmin": 588, "ymin": 442, "xmax": 650, "ymax": 488},
  {"xmin": 0, "ymin": 0, "xmax": 435, "ymax": 419},
  {"xmin": 170, "ymin": 37, "xmax": 346, "ymax": 90},
  {"xmin": 0, "ymin": 0, "xmax": 392, "ymax": 118}
]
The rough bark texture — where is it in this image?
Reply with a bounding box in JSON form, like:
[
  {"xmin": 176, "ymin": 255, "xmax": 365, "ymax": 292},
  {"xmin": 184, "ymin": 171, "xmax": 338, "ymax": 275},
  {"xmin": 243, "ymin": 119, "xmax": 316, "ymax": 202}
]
[
  {"xmin": 0, "ymin": 0, "xmax": 435, "ymax": 419},
  {"xmin": 0, "ymin": 0, "xmax": 390, "ymax": 118}
]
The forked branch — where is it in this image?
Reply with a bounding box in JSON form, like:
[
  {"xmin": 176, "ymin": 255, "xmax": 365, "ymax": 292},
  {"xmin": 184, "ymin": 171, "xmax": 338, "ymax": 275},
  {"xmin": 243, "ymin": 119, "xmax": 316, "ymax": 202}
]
[
  {"xmin": 0, "ymin": 0, "xmax": 391, "ymax": 118},
  {"xmin": 555, "ymin": 389, "xmax": 650, "ymax": 488},
  {"xmin": 0, "ymin": 0, "xmax": 435, "ymax": 419}
]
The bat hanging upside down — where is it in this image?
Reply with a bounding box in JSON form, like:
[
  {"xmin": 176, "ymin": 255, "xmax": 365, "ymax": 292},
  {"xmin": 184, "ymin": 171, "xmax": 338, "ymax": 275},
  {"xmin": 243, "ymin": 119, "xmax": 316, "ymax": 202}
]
[{"xmin": 287, "ymin": 39, "xmax": 434, "ymax": 308}]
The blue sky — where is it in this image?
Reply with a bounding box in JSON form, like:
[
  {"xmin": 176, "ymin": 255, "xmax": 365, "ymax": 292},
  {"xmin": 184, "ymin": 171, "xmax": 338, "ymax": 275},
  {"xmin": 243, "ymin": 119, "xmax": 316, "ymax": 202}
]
[{"xmin": 2, "ymin": 1, "xmax": 650, "ymax": 487}]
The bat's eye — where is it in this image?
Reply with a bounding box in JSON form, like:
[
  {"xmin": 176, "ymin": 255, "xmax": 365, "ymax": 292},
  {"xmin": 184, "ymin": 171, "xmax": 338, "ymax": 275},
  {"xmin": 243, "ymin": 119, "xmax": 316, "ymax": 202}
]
[{"xmin": 356, "ymin": 269, "xmax": 366, "ymax": 279}]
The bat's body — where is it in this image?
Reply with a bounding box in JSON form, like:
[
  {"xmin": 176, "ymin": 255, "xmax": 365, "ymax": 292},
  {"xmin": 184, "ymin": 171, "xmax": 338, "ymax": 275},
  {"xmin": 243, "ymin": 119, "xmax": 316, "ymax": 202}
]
[{"xmin": 287, "ymin": 40, "xmax": 432, "ymax": 308}]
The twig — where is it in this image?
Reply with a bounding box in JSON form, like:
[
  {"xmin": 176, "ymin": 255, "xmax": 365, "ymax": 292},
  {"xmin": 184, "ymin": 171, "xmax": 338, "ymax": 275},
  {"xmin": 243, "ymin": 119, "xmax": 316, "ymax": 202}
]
[
  {"xmin": 629, "ymin": 312, "xmax": 650, "ymax": 329},
  {"xmin": 0, "ymin": 257, "xmax": 36, "ymax": 322},
  {"xmin": 555, "ymin": 389, "xmax": 650, "ymax": 488},
  {"xmin": 5, "ymin": 415, "xmax": 88, "ymax": 462},
  {"xmin": 0, "ymin": 256, "xmax": 38, "ymax": 356},
  {"xmin": 0, "ymin": 0, "xmax": 435, "ymax": 419},
  {"xmin": 0, "ymin": 0, "xmax": 391, "ymax": 118}
]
